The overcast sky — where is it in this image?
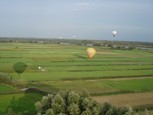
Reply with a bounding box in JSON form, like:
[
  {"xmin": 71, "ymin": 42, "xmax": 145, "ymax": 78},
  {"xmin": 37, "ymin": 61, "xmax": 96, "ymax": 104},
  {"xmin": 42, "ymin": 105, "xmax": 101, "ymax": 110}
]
[{"xmin": 0, "ymin": 0, "xmax": 153, "ymax": 42}]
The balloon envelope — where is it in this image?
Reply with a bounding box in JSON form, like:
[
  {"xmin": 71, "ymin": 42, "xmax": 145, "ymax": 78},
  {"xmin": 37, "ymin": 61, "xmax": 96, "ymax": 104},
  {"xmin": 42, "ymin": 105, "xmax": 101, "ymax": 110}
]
[
  {"xmin": 87, "ymin": 48, "xmax": 96, "ymax": 59},
  {"xmin": 112, "ymin": 31, "xmax": 117, "ymax": 37}
]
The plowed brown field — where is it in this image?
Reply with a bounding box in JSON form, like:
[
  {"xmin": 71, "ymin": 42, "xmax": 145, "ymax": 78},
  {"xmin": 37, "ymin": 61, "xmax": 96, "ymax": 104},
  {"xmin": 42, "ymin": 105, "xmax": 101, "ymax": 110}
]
[{"xmin": 92, "ymin": 92, "xmax": 153, "ymax": 107}]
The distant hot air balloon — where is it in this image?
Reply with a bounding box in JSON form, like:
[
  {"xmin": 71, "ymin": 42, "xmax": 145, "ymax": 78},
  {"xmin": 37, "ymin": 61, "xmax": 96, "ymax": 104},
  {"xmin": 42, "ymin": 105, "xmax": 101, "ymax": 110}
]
[
  {"xmin": 87, "ymin": 48, "xmax": 96, "ymax": 60},
  {"xmin": 112, "ymin": 31, "xmax": 117, "ymax": 37}
]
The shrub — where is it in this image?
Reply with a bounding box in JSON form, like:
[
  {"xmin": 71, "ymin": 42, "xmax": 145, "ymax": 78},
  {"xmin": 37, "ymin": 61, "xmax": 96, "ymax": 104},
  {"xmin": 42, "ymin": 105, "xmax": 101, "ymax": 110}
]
[
  {"xmin": 35, "ymin": 90, "xmax": 101, "ymax": 115},
  {"xmin": 35, "ymin": 90, "xmax": 138, "ymax": 115},
  {"xmin": 100, "ymin": 102, "xmax": 137, "ymax": 115},
  {"xmin": 0, "ymin": 72, "xmax": 12, "ymax": 85}
]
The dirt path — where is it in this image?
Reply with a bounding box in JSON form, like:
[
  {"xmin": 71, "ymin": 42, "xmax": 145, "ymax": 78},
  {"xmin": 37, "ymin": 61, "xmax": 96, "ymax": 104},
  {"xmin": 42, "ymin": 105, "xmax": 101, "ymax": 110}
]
[{"xmin": 92, "ymin": 92, "xmax": 153, "ymax": 107}]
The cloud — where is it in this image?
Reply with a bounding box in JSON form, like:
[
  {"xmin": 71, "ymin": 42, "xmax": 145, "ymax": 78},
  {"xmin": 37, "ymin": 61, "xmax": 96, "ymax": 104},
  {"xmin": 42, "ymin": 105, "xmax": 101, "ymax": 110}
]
[
  {"xmin": 73, "ymin": 2, "xmax": 95, "ymax": 11},
  {"xmin": 77, "ymin": 2, "xmax": 90, "ymax": 6}
]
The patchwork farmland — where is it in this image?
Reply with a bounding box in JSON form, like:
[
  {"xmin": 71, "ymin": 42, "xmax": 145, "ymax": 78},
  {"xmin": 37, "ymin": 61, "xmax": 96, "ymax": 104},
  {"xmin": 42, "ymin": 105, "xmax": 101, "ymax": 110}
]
[{"xmin": 0, "ymin": 42, "xmax": 153, "ymax": 114}]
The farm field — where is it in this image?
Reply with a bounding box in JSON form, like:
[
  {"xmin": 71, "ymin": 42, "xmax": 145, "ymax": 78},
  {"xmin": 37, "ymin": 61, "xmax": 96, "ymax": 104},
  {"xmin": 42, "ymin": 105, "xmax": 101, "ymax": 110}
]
[
  {"xmin": 92, "ymin": 92, "xmax": 153, "ymax": 107},
  {"xmin": 0, "ymin": 92, "xmax": 43, "ymax": 114},
  {"xmin": 0, "ymin": 84, "xmax": 17, "ymax": 93},
  {"xmin": 0, "ymin": 42, "xmax": 153, "ymax": 113}
]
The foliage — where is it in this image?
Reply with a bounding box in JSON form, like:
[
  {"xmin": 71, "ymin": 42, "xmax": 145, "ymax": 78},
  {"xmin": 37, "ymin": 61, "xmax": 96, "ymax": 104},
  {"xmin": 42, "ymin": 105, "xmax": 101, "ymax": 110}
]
[
  {"xmin": 0, "ymin": 72, "xmax": 13, "ymax": 85},
  {"xmin": 0, "ymin": 72, "xmax": 22, "ymax": 88},
  {"xmin": 100, "ymin": 102, "xmax": 137, "ymax": 115},
  {"xmin": 5, "ymin": 108, "xmax": 16, "ymax": 115},
  {"xmin": 35, "ymin": 90, "xmax": 101, "ymax": 115},
  {"xmin": 35, "ymin": 90, "xmax": 137, "ymax": 115}
]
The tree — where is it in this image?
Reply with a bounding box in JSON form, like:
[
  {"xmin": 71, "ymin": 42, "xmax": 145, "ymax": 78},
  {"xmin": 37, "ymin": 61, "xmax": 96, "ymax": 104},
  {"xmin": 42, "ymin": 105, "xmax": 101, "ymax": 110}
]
[
  {"xmin": 100, "ymin": 102, "xmax": 137, "ymax": 115},
  {"xmin": 35, "ymin": 90, "xmax": 101, "ymax": 115},
  {"xmin": 35, "ymin": 90, "xmax": 138, "ymax": 115}
]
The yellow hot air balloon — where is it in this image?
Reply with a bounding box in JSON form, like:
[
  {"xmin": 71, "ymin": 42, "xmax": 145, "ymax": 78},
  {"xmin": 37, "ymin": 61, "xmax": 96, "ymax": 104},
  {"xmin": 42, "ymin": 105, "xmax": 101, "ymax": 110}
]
[{"xmin": 87, "ymin": 48, "xmax": 96, "ymax": 60}]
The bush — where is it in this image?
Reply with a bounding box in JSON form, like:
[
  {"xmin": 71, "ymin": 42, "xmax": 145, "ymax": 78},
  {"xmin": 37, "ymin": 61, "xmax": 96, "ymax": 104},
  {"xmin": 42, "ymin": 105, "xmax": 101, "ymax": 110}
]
[
  {"xmin": 0, "ymin": 72, "xmax": 22, "ymax": 88},
  {"xmin": 100, "ymin": 102, "xmax": 137, "ymax": 115},
  {"xmin": 35, "ymin": 90, "xmax": 138, "ymax": 115},
  {"xmin": 35, "ymin": 90, "xmax": 101, "ymax": 115},
  {"xmin": 0, "ymin": 72, "xmax": 12, "ymax": 85}
]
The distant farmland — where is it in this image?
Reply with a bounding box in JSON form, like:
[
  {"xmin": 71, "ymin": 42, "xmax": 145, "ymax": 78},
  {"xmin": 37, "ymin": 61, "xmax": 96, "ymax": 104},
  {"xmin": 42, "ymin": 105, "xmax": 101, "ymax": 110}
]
[{"xmin": 0, "ymin": 42, "xmax": 153, "ymax": 113}]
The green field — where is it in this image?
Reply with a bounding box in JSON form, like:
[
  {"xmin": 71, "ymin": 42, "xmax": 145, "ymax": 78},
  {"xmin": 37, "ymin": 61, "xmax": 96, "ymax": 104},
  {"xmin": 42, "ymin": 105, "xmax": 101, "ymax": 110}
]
[
  {"xmin": 0, "ymin": 92, "xmax": 43, "ymax": 114},
  {"xmin": 106, "ymin": 78, "xmax": 153, "ymax": 92},
  {"xmin": 0, "ymin": 42, "xmax": 153, "ymax": 113},
  {"xmin": 0, "ymin": 43, "xmax": 153, "ymax": 81},
  {"xmin": 0, "ymin": 84, "xmax": 17, "ymax": 93}
]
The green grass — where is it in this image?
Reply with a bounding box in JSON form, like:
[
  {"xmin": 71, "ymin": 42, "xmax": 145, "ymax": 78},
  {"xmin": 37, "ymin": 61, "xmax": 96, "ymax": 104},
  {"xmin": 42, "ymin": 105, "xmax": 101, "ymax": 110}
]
[
  {"xmin": 25, "ymin": 78, "xmax": 153, "ymax": 95},
  {"xmin": 14, "ymin": 69, "xmax": 152, "ymax": 81},
  {"xmin": 0, "ymin": 92, "xmax": 43, "ymax": 114},
  {"xmin": 0, "ymin": 84, "xmax": 16, "ymax": 92},
  {"xmin": 0, "ymin": 42, "xmax": 153, "ymax": 83},
  {"xmin": 106, "ymin": 78, "xmax": 153, "ymax": 92},
  {"xmin": 26, "ymin": 80, "xmax": 116, "ymax": 94}
]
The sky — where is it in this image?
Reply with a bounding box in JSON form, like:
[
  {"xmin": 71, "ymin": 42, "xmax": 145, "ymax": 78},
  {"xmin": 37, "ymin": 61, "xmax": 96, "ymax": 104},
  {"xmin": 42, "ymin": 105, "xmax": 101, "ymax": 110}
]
[{"xmin": 0, "ymin": 0, "xmax": 153, "ymax": 42}]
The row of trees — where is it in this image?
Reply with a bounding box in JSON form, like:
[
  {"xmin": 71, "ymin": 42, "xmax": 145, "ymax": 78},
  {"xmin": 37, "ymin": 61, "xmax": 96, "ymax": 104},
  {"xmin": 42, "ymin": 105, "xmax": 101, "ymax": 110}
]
[
  {"xmin": 35, "ymin": 90, "xmax": 137, "ymax": 115},
  {"xmin": 1, "ymin": 37, "xmax": 153, "ymax": 48}
]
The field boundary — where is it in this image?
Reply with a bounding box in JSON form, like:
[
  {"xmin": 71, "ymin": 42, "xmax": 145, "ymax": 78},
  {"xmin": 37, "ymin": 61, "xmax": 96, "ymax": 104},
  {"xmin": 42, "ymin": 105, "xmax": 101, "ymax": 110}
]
[{"xmin": 61, "ymin": 75, "xmax": 153, "ymax": 81}]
